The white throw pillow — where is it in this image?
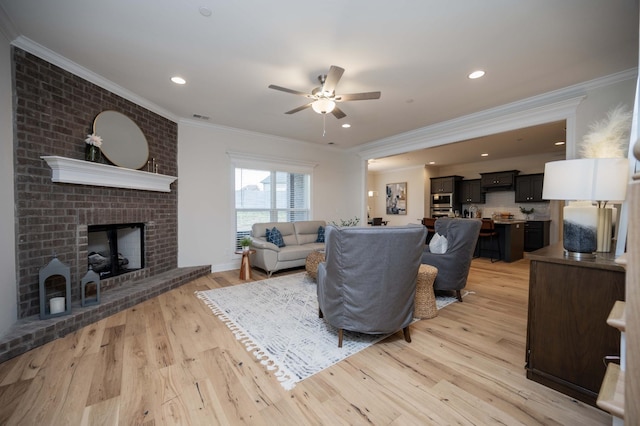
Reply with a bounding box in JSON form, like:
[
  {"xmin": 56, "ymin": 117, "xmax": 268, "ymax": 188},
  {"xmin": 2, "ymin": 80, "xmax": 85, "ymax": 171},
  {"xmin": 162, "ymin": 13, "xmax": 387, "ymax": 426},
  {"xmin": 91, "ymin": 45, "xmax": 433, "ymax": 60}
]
[{"xmin": 429, "ymin": 232, "xmax": 448, "ymax": 254}]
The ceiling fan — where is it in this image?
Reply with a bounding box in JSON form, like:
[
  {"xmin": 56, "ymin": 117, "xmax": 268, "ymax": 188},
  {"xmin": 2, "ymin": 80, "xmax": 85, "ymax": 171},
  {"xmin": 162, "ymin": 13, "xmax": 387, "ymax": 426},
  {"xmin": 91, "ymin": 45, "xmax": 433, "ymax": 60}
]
[{"xmin": 268, "ymin": 65, "xmax": 381, "ymax": 119}]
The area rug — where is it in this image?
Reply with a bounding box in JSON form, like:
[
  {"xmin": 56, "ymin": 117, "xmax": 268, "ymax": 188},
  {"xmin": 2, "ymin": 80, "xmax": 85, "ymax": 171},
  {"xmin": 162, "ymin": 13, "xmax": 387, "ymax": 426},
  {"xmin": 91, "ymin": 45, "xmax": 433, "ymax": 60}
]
[{"xmin": 196, "ymin": 272, "xmax": 460, "ymax": 390}]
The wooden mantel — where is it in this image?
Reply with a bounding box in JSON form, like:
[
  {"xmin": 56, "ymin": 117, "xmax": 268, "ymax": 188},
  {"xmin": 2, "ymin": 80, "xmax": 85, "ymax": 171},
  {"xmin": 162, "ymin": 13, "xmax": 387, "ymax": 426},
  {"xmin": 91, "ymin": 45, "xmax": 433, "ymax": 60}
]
[{"xmin": 41, "ymin": 156, "xmax": 177, "ymax": 192}]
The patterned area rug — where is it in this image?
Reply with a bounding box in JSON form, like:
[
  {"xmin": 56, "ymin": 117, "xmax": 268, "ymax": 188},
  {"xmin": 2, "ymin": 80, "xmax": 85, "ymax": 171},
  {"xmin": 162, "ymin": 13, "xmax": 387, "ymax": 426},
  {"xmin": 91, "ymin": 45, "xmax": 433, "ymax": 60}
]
[{"xmin": 196, "ymin": 272, "xmax": 460, "ymax": 390}]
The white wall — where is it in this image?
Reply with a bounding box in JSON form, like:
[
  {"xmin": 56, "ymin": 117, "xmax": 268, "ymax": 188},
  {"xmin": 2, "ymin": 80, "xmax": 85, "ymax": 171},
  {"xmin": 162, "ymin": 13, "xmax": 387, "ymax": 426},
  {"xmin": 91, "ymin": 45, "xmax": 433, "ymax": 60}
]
[
  {"xmin": 367, "ymin": 166, "xmax": 426, "ymax": 226},
  {"xmin": 574, "ymin": 78, "xmax": 637, "ymax": 159},
  {"xmin": 177, "ymin": 122, "xmax": 362, "ymax": 271},
  {"xmin": 0, "ymin": 34, "xmax": 17, "ymax": 335}
]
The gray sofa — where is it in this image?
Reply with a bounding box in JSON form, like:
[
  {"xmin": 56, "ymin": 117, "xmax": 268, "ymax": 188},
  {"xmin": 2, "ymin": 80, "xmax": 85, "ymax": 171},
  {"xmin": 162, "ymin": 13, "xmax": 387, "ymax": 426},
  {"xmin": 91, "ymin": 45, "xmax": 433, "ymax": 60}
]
[
  {"xmin": 249, "ymin": 220, "xmax": 326, "ymax": 276},
  {"xmin": 317, "ymin": 225, "xmax": 427, "ymax": 347},
  {"xmin": 421, "ymin": 217, "xmax": 481, "ymax": 301}
]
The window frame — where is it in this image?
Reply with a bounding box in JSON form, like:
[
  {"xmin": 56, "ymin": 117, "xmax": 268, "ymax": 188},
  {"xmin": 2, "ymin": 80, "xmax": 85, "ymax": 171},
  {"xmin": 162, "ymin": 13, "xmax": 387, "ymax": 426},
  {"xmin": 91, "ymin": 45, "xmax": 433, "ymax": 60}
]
[{"xmin": 228, "ymin": 152, "xmax": 317, "ymax": 251}]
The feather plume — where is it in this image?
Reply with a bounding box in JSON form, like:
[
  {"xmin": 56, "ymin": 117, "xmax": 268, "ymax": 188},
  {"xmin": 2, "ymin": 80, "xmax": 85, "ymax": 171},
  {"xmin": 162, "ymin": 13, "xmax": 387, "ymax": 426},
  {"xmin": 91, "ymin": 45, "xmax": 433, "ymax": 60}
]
[{"xmin": 580, "ymin": 105, "xmax": 631, "ymax": 158}]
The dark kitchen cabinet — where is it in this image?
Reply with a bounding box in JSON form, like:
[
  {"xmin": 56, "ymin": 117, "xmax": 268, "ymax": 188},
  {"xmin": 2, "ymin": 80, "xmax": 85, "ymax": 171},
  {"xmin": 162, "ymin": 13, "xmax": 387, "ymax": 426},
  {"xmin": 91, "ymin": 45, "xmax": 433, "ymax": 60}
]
[
  {"xmin": 458, "ymin": 179, "xmax": 485, "ymax": 203},
  {"xmin": 524, "ymin": 220, "xmax": 550, "ymax": 251},
  {"xmin": 430, "ymin": 176, "xmax": 462, "ymax": 194},
  {"xmin": 525, "ymin": 245, "xmax": 625, "ymax": 407},
  {"xmin": 480, "ymin": 170, "xmax": 519, "ymax": 190},
  {"xmin": 516, "ymin": 174, "xmax": 545, "ymax": 202}
]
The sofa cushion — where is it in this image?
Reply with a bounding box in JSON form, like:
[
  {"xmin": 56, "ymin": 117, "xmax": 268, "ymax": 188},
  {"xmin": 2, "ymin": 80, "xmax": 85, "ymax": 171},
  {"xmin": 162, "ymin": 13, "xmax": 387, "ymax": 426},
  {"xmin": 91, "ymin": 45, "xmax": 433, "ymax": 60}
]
[
  {"xmin": 294, "ymin": 220, "xmax": 327, "ymax": 245},
  {"xmin": 267, "ymin": 227, "xmax": 286, "ymax": 247},
  {"xmin": 252, "ymin": 222, "xmax": 296, "ymax": 239},
  {"xmin": 316, "ymin": 226, "xmax": 325, "ymax": 243}
]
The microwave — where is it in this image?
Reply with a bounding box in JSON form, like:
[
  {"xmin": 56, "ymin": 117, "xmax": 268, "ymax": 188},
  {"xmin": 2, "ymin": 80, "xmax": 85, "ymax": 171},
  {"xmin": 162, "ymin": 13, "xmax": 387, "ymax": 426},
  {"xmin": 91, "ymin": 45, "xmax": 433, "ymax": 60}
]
[{"xmin": 432, "ymin": 193, "xmax": 454, "ymax": 207}]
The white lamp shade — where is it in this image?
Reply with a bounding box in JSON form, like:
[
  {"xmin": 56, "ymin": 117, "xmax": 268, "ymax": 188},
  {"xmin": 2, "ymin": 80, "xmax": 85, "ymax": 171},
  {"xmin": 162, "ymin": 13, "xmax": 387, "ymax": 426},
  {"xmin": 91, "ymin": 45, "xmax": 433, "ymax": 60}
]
[
  {"xmin": 592, "ymin": 158, "xmax": 629, "ymax": 202},
  {"xmin": 311, "ymin": 98, "xmax": 336, "ymax": 114},
  {"xmin": 542, "ymin": 158, "xmax": 629, "ymax": 202}
]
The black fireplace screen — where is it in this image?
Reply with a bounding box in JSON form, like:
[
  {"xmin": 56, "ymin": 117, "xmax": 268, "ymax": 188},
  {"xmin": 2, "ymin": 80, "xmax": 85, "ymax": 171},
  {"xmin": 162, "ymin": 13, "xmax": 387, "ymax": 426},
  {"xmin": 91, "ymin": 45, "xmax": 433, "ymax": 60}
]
[{"xmin": 88, "ymin": 223, "xmax": 145, "ymax": 278}]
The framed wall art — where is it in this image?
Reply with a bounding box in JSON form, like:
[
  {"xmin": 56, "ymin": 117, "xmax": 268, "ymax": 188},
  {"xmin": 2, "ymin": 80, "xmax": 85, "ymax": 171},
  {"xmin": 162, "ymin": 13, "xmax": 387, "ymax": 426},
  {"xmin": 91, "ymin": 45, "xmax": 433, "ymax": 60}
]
[{"xmin": 386, "ymin": 182, "xmax": 407, "ymax": 215}]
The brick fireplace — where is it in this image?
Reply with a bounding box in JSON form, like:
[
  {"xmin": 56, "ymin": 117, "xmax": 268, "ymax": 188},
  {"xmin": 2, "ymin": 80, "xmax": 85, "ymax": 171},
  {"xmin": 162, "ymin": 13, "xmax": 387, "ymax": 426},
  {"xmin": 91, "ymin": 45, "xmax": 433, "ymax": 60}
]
[
  {"xmin": 0, "ymin": 48, "xmax": 211, "ymax": 363},
  {"xmin": 13, "ymin": 47, "xmax": 180, "ymax": 318}
]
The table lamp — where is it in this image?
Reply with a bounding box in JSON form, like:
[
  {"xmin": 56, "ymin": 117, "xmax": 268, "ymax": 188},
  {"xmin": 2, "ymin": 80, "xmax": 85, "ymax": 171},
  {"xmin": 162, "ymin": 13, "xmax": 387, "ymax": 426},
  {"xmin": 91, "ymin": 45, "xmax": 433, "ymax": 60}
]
[{"xmin": 542, "ymin": 158, "xmax": 628, "ymax": 258}]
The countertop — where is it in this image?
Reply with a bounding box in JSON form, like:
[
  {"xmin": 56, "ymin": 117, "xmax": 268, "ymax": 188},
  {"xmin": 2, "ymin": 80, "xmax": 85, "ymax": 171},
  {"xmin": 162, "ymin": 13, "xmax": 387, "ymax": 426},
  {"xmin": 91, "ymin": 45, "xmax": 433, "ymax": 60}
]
[
  {"xmin": 525, "ymin": 243, "xmax": 625, "ymax": 272},
  {"xmin": 492, "ymin": 220, "xmax": 526, "ymax": 225}
]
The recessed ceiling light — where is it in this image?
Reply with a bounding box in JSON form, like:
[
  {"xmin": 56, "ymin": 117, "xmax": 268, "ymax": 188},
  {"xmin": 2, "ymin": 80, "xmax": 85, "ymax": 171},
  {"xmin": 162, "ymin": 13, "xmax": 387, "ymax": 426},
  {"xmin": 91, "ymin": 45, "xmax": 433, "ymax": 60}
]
[
  {"xmin": 555, "ymin": 141, "xmax": 566, "ymax": 146},
  {"xmin": 341, "ymin": 123, "xmax": 351, "ymax": 128},
  {"xmin": 199, "ymin": 6, "xmax": 212, "ymax": 17},
  {"xmin": 468, "ymin": 70, "xmax": 486, "ymax": 79},
  {"xmin": 428, "ymin": 161, "xmax": 435, "ymax": 165},
  {"xmin": 481, "ymin": 153, "xmax": 489, "ymax": 157},
  {"xmin": 171, "ymin": 76, "xmax": 186, "ymax": 85}
]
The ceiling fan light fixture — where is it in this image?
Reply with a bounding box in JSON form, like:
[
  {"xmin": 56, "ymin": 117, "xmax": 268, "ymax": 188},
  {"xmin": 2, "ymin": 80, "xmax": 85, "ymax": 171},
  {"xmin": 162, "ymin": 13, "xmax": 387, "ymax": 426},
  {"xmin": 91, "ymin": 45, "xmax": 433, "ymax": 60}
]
[{"xmin": 312, "ymin": 98, "xmax": 336, "ymax": 114}]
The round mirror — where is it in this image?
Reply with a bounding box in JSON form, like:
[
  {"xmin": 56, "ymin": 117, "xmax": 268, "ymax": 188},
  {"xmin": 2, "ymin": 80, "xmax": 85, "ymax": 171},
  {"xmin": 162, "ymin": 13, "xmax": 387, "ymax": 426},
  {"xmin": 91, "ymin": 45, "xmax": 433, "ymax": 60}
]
[{"xmin": 93, "ymin": 111, "xmax": 149, "ymax": 170}]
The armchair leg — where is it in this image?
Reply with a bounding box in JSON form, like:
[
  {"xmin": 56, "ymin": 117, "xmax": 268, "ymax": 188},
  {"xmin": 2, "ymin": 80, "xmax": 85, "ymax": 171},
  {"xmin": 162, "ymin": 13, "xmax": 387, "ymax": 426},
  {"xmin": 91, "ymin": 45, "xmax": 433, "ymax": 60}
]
[
  {"xmin": 338, "ymin": 329, "xmax": 343, "ymax": 348},
  {"xmin": 456, "ymin": 290, "xmax": 463, "ymax": 302},
  {"xmin": 403, "ymin": 326, "xmax": 411, "ymax": 343}
]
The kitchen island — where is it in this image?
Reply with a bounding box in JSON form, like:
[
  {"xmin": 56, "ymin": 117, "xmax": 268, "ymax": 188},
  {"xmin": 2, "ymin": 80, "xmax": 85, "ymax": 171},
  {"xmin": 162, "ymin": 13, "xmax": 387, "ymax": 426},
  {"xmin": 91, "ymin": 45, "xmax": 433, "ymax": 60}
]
[{"xmin": 476, "ymin": 219, "xmax": 525, "ymax": 262}]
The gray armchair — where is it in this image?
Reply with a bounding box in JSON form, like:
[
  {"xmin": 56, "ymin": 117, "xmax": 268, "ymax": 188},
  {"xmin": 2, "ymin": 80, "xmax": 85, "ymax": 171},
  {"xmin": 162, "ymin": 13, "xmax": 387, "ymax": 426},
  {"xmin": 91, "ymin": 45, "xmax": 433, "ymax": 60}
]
[
  {"xmin": 421, "ymin": 218, "xmax": 481, "ymax": 302},
  {"xmin": 317, "ymin": 225, "xmax": 427, "ymax": 347}
]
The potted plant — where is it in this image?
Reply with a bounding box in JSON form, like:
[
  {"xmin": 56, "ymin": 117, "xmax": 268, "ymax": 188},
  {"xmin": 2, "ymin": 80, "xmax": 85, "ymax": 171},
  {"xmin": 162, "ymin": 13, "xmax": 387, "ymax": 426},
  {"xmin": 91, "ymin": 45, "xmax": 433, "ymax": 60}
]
[
  {"xmin": 519, "ymin": 206, "xmax": 534, "ymax": 220},
  {"xmin": 240, "ymin": 236, "xmax": 252, "ymax": 251}
]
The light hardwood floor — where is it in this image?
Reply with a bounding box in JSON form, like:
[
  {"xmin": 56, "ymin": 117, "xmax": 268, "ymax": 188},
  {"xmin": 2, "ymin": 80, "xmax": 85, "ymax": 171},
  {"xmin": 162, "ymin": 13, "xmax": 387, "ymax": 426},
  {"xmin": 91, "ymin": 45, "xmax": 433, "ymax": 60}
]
[{"xmin": 0, "ymin": 258, "xmax": 611, "ymax": 425}]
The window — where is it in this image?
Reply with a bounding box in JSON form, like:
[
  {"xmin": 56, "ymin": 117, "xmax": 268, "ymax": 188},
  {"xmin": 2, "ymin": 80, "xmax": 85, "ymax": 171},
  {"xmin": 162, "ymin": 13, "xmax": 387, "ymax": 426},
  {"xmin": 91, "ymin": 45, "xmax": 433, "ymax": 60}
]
[{"xmin": 235, "ymin": 168, "xmax": 310, "ymax": 249}]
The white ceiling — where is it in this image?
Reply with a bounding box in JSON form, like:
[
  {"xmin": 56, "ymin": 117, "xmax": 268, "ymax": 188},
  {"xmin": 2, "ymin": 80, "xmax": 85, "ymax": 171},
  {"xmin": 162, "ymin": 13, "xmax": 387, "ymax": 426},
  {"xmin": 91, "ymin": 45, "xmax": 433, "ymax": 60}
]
[{"xmin": 0, "ymin": 1, "xmax": 637, "ymax": 161}]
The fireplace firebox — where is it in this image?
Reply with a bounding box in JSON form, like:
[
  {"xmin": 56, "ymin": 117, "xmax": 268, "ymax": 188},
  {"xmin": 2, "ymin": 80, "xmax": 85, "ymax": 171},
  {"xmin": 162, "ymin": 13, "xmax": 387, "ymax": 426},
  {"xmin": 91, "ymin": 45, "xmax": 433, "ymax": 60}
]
[{"xmin": 88, "ymin": 223, "xmax": 145, "ymax": 278}]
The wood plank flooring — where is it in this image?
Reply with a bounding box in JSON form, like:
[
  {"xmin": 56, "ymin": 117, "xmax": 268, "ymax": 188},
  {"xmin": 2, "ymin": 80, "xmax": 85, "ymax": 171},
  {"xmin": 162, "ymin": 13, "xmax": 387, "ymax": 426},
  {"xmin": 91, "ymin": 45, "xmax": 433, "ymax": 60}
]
[{"xmin": 0, "ymin": 258, "xmax": 611, "ymax": 425}]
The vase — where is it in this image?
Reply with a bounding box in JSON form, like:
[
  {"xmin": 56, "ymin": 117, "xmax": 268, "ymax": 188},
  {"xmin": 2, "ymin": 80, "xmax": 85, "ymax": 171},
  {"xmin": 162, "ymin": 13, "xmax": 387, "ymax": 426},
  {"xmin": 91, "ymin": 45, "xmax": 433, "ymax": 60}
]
[{"xmin": 85, "ymin": 144, "xmax": 101, "ymax": 162}]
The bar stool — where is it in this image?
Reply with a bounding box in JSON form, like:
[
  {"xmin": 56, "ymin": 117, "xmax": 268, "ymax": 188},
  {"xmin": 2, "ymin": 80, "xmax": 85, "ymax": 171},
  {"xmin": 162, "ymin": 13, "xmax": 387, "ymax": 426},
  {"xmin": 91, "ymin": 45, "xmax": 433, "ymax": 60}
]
[
  {"xmin": 477, "ymin": 219, "xmax": 501, "ymax": 262},
  {"xmin": 422, "ymin": 217, "xmax": 437, "ymax": 244}
]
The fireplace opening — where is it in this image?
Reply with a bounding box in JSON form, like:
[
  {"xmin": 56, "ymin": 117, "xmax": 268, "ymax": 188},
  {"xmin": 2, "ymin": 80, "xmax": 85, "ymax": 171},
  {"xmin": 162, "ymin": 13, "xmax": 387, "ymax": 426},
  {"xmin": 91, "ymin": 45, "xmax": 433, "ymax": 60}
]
[{"xmin": 88, "ymin": 223, "xmax": 145, "ymax": 278}]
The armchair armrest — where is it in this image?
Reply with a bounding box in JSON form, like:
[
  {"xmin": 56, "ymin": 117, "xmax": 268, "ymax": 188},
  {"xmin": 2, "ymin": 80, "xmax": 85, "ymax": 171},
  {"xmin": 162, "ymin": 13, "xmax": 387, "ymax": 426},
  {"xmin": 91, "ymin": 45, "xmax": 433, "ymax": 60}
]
[{"xmin": 250, "ymin": 238, "xmax": 280, "ymax": 252}]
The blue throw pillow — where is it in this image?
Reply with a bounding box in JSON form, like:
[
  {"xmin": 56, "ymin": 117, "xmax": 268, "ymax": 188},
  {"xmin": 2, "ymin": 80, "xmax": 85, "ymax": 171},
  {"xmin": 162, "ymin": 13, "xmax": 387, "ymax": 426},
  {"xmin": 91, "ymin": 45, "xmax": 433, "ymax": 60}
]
[
  {"xmin": 267, "ymin": 226, "xmax": 285, "ymax": 247},
  {"xmin": 316, "ymin": 226, "xmax": 325, "ymax": 243},
  {"xmin": 265, "ymin": 228, "xmax": 271, "ymax": 241}
]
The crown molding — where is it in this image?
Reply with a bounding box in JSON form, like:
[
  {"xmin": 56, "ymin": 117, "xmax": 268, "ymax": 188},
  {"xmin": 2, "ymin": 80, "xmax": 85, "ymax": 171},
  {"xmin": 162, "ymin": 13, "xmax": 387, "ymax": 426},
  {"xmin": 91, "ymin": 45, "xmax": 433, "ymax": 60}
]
[
  {"xmin": 11, "ymin": 36, "xmax": 179, "ymax": 122},
  {"xmin": 354, "ymin": 68, "xmax": 637, "ymax": 160}
]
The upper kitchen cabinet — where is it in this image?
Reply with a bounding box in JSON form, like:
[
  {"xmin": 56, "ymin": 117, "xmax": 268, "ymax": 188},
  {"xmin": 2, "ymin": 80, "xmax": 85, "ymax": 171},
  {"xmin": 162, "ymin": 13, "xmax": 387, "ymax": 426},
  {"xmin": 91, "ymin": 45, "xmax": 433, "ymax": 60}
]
[
  {"xmin": 430, "ymin": 176, "xmax": 462, "ymax": 194},
  {"xmin": 516, "ymin": 173, "xmax": 546, "ymax": 202},
  {"xmin": 480, "ymin": 170, "xmax": 519, "ymax": 191},
  {"xmin": 458, "ymin": 179, "xmax": 485, "ymax": 204}
]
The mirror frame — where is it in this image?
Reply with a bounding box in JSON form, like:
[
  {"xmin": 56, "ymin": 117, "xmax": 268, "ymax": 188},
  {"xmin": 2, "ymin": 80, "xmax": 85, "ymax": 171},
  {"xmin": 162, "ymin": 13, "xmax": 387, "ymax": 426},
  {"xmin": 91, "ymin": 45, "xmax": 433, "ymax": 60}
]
[{"xmin": 93, "ymin": 110, "xmax": 149, "ymax": 170}]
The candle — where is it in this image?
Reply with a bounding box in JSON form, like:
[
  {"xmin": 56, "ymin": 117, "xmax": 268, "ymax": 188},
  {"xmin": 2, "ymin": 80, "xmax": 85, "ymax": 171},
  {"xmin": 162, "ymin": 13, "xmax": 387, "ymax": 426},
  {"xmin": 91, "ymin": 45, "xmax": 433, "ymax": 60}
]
[{"xmin": 50, "ymin": 297, "xmax": 65, "ymax": 314}]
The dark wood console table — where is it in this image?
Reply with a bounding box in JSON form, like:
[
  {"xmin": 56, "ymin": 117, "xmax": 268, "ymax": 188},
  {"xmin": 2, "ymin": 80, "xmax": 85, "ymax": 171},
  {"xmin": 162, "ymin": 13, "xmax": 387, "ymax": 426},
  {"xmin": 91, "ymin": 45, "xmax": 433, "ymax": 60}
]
[{"xmin": 525, "ymin": 244, "xmax": 625, "ymax": 406}]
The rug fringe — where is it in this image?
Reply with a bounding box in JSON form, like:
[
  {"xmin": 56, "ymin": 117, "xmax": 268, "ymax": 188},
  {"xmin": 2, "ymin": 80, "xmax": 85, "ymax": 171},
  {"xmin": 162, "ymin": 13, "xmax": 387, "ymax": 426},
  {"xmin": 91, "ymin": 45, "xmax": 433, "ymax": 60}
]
[{"xmin": 196, "ymin": 290, "xmax": 297, "ymax": 389}]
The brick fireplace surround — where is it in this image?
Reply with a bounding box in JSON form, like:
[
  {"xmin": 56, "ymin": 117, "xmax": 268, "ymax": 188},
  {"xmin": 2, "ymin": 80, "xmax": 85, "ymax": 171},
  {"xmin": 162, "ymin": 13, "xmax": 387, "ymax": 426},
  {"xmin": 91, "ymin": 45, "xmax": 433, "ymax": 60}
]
[{"xmin": 0, "ymin": 48, "xmax": 210, "ymax": 363}]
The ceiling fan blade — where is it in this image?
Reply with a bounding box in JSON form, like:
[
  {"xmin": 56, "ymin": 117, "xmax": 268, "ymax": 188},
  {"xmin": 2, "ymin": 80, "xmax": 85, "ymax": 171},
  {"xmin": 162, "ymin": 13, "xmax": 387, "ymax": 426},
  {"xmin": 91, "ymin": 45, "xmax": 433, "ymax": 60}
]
[
  {"xmin": 335, "ymin": 91, "xmax": 381, "ymax": 102},
  {"xmin": 268, "ymin": 84, "xmax": 311, "ymax": 97},
  {"xmin": 285, "ymin": 103, "xmax": 313, "ymax": 114},
  {"xmin": 331, "ymin": 106, "xmax": 346, "ymax": 119},
  {"xmin": 322, "ymin": 66, "xmax": 345, "ymax": 94}
]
